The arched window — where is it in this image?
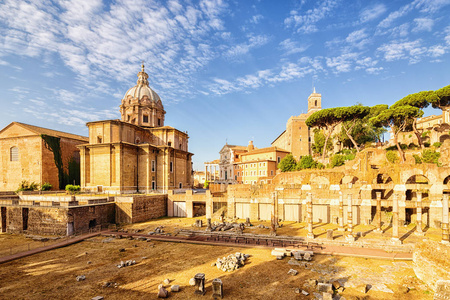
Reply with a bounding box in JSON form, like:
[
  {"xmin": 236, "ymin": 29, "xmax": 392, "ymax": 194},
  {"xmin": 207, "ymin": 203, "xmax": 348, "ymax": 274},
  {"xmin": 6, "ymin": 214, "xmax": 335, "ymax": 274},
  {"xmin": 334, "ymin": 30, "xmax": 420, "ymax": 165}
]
[{"xmin": 10, "ymin": 147, "xmax": 18, "ymax": 161}]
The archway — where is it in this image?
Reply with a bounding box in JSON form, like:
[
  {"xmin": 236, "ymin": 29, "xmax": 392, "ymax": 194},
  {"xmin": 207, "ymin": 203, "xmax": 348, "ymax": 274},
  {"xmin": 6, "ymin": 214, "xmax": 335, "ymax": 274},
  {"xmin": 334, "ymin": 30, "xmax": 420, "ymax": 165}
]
[
  {"xmin": 340, "ymin": 175, "xmax": 358, "ymax": 185},
  {"xmin": 406, "ymin": 174, "xmax": 429, "ymax": 200},
  {"xmin": 440, "ymin": 134, "xmax": 450, "ymax": 144}
]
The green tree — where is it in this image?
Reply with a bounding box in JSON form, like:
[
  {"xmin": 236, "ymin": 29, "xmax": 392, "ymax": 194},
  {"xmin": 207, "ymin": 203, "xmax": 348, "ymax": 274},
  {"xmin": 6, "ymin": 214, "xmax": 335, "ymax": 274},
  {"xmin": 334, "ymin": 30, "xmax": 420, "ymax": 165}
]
[
  {"xmin": 339, "ymin": 105, "xmax": 371, "ymax": 152},
  {"xmin": 428, "ymin": 84, "xmax": 450, "ymax": 110},
  {"xmin": 370, "ymin": 105, "xmax": 423, "ymax": 163},
  {"xmin": 391, "ymin": 90, "xmax": 436, "ymax": 148},
  {"xmin": 306, "ymin": 107, "xmax": 343, "ymax": 161},
  {"xmin": 312, "ymin": 128, "xmax": 333, "ymax": 155},
  {"xmin": 277, "ymin": 154, "xmax": 297, "ymax": 172}
]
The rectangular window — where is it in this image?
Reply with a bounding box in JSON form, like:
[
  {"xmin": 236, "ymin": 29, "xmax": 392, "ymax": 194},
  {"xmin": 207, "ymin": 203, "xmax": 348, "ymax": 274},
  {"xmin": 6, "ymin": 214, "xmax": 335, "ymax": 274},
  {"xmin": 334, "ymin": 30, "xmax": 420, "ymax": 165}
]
[
  {"xmin": 152, "ymin": 181, "xmax": 156, "ymax": 190},
  {"xmin": 271, "ymin": 170, "xmax": 274, "ymax": 176},
  {"xmin": 158, "ymin": 118, "xmax": 161, "ymax": 126},
  {"xmin": 143, "ymin": 115, "xmax": 149, "ymax": 123},
  {"xmin": 10, "ymin": 147, "xmax": 18, "ymax": 161},
  {"xmin": 235, "ymin": 175, "xmax": 237, "ymax": 180},
  {"xmin": 277, "ymin": 156, "xmax": 281, "ymax": 163},
  {"xmin": 170, "ymin": 161, "xmax": 173, "ymax": 173},
  {"xmin": 237, "ymin": 172, "xmax": 240, "ymax": 176},
  {"xmin": 151, "ymin": 160, "xmax": 155, "ymax": 172}
]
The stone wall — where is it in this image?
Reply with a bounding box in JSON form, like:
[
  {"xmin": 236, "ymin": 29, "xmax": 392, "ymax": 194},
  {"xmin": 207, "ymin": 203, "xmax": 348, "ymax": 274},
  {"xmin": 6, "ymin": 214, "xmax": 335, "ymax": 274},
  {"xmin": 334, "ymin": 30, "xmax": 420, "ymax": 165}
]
[
  {"xmin": 115, "ymin": 194, "xmax": 166, "ymax": 224},
  {"xmin": 2, "ymin": 203, "xmax": 115, "ymax": 235}
]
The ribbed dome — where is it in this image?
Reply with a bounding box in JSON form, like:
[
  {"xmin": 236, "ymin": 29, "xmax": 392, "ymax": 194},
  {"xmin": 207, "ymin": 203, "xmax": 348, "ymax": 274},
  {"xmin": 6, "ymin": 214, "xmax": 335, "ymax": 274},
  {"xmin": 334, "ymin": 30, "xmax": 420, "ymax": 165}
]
[
  {"xmin": 123, "ymin": 63, "xmax": 161, "ymax": 102},
  {"xmin": 124, "ymin": 85, "xmax": 161, "ymax": 102}
]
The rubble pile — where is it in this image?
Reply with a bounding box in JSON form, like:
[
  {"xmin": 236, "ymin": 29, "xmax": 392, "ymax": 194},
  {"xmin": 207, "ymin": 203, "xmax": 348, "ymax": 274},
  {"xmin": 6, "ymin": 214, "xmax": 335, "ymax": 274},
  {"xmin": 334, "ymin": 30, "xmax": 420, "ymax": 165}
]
[
  {"xmin": 116, "ymin": 260, "xmax": 136, "ymax": 268},
  {"xmin": 214, "ymin": 252, "xmax": 249, "ymax": 272}
]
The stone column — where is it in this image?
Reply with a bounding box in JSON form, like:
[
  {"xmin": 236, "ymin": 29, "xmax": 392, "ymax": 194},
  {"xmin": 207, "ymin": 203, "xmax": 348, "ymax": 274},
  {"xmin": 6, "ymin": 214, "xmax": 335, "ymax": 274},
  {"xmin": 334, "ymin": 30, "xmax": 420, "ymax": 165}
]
[
  {"xmin": 270, "ymin": 191, "xmax": 278, "ymax": 236},
  {"xmin": 306, "ymin": 193, "xmax": 314, "ymax": 239},
  {"xmin": 346, "ymin": 194, "xmax": 355, "ymax": 242},
  {"xmin": 205, "ymin": 165, "xmax": 208, "ymax": 182},
  {"xmin": 338, "ymin": 194, "xmax": 345, "ymax": 231},
  {"xmin": 415, "ymin": 191, "xmax": 424, "ymax": 236},
  {"xmin": 442, "ymin": 194, "xmax": 449, "ymax": 244},
  {"xmin": 374, "ymin": 192, "xmax": 382, "ymax": 233},
  {"xmin": 391, "ymin": 194, "xmax": 402, "ymax": 244}
]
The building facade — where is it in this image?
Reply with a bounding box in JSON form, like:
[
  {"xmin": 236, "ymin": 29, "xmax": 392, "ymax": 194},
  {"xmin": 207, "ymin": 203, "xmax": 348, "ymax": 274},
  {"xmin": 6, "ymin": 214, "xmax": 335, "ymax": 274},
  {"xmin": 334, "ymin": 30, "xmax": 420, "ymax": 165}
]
[
  {"xmin": 0, "ymin": 122, "xmax": 88, "ymax": 191},
  {"xmin": 272, "ymin": 89, "xmax": 322, "ymax": 160},
  {"xmin": 235, "ymin": 146, "xmax": 290, "ymax": 184},
  {"xmin": 78, "ymin": 65, "xmax": 193, "ymax": 193},
  {"xmin": 216, "ymin": 143, "xmax": 250, "ymax": 184}
]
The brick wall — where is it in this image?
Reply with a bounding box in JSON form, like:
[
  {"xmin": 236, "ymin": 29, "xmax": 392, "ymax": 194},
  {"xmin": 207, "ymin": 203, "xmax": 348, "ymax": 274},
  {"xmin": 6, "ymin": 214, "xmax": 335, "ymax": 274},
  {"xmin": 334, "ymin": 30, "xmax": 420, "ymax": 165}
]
[{"xmin": 115, "ymin": 194, "xmax": 167, "ymax": 224}]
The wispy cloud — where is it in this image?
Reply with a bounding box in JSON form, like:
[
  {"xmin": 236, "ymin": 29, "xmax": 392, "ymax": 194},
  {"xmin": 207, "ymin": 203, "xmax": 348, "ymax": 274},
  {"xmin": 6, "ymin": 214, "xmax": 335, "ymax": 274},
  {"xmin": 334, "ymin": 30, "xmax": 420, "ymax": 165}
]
[
  {"xmin": 284, "ymin": 0, "xmax": 340, "ymax": 34},
  {"xmin": 359, "ymin": 4, "xmax": 387, "ymax": 23},
  {"xmin": 279, "ymin": 39, "xmax": 309, "ymax": 55},
  {"xmin": 249, "ymin": 14, "xmax": 264, "ymax": 24},
  {"xmin": 225, "ymin": 35, "xmax": 269, "ymax": 58},
  {"xmin": 412, "ymin": 18, "xmax": 434, "ymax": 32},
  {"xmin": 376, "ymin": 39, "xmax": 445, "ymax": 64}
]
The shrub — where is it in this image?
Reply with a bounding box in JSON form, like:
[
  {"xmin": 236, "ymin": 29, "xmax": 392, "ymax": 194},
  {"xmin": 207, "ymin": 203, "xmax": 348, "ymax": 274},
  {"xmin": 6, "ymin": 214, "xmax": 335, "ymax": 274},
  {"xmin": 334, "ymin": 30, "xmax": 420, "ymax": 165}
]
[
  {"xmin": 386, "ymin": 151, "xmax": 399, "ymax": 164},
  {"xmin": 16, "ymin": 180, "xmax": 39, "ymax": 192},
  {"xmin": 203, "ymin": 180, "xmax": 209, "ymax": 189},
  {"xmin": 316, "ymin": 162, "xmax": 325, "ymax": 169},
  {"xmin": 421, "ymin": 130, "xmax": 431, "ymax": 138},
  {"xmin": 278, "ymin": 154, "xmax": 297, "ymax": 172},
  {"xmin": 386, "ymin": 143, "xmax": 407, "ymax": 151},
  {"xmin": 65, "ymin": 184, "xmax": 81, "ymax": 193},
  {"xmin": 421, "ymin": 149, "xmax": 440, "ymax": 164},
  {"xmin": 41, "ymin": 182, "xmax": 52, "ymax": 191},
  {"xmin": 424, "ymin": 142, "xmax": 430, "ymax": 148},
  {"xmin": 330, "ymin": 154, "xmax": 346, "ymax": 168},
  {"xmin": 413, "ymin": 154, "xmax": 422, "ymax": 164},
  {"xmin": 408, "ymin": 143, "xmax": 419, "ymax": 149},
  {"xmin": 433, "ymin": 142, "xmax": 442, "ymax": 148},
  {"xmin": 296, "ymin": 155, "xmax": 317, "ymax": 170}
]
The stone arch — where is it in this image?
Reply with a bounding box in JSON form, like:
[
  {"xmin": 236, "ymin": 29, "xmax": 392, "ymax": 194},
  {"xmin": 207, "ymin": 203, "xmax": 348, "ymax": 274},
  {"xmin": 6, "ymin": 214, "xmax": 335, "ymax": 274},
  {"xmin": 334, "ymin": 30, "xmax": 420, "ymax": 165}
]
[
  {"xmin": 444, "ymin": 175, "xmax": 450, "ymax": 185},
  {"xmin": 406, "ymin": 174, "xmax": 429, "ymax": 184},
  {"xmin": 376, "ymin": 173, "xmax": 392, "ymax": 184},
  {"xmin": 340, "ymin": 175, "xmax": 358, "ymax": 184}
]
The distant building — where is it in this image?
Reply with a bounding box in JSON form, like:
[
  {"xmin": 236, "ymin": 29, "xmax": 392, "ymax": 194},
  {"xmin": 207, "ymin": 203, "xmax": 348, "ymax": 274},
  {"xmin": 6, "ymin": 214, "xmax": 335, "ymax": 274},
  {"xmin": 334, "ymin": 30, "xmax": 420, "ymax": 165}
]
[
  {"xmin": 78, "ymin": 64, "xmax": 193, "ymax": 193},
  {"xmin": 0, "ymin": 122, "xmax": 88, "ymax": 191},
  {"xmin": 204, "ymin": 159, "xmax": 220, "ymax": 182},
  {"xmin": 216, "ymin": 143, "xmax": 250, "ymax": 185},
  {"xmin": 193, "ymin": 171, "xmax": 206, "ymax": 188},
  {"xmin": 395, "ymin": 111, "xmax": 450, "ymax": 146},
  {"xmin": 235, "ymin": 144, "xmax": 290, "ymax": 184},
  {"xmin": 272, "ymin": 89, "xmax": 322, "ymax": 160}
]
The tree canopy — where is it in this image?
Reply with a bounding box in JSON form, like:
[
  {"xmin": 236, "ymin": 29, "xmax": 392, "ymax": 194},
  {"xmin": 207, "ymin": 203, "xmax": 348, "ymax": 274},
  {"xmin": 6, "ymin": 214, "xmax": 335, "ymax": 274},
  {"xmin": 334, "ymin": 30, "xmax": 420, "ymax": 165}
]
[
  {"xmin": 370, "ymin": 105, "xmax": 423, "ymax": 162},
  {"xmin": 277, "ymin": 154, "xmax": 297, "ymax": 172},
  {"xmin": 429, "ymin": 85, "xmax": 450, "ymax": 110}
]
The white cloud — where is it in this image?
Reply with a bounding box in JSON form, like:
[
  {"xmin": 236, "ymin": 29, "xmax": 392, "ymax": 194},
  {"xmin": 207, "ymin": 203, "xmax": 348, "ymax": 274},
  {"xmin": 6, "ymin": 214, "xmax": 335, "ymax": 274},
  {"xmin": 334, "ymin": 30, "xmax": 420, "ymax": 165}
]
[
  {"xmin": 359, "ymin": 4, "xmax": 387, "ymax": 23},
  {"xmin": 284, "ymin": 0, "xmax": 340, "ymax": 34},
  {"xmin": 250, "ymin": 14, "xmax": 264, "ymax": 24},
  {"xmin": 412, "ymin": 18, "xmax": 434, "ymax": 32},
  {"xmin": 377, "ymin": 3, "xmax": 414, "ymax": 29},
  {"xmin": 376, "ymin": 40, "xmax": 442, "ymax": 63},
  {"xmin": 279, "ymin": 39, "xmax": 309, "ymax": 55},
  {"xmin": 345, "ymin": 29, "xmax": 370, "ymax": 49},
  {"xmin": 428, "ymin": 45, "xmax": 446, "ymax": 57},
  {"xmin": 326, "ymin": 52, "xmax": 359, "ymax": 73},
  {"xmin": 225, "ymin": 35, "xmax": 269, "ymax": 58},
  {"xmin": 414, "ymin": 0, "xmax": 450, "ymax": 13}
]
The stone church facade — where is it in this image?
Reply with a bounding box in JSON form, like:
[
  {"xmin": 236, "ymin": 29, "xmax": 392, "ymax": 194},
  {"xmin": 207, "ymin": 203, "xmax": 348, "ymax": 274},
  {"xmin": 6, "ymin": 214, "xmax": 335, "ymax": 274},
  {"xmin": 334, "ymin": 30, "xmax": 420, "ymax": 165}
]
[{"xmin": 78, "ymin": 64, "xmax": 193, "ymax": 193}]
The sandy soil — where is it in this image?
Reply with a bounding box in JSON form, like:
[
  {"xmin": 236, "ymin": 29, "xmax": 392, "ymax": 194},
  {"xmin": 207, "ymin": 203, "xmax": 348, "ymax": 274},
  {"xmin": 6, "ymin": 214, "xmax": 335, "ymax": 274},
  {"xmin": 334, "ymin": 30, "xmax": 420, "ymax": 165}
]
[{"xmin": 0, "ymin": 216, "xmax": 436, "ymax": 300}]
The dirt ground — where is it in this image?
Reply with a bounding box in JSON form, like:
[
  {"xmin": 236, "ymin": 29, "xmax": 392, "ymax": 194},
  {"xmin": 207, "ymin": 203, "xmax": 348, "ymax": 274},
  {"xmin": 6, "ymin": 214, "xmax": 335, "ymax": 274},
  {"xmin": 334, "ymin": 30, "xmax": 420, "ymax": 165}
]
[{"xmin": 0, "ymin": 217, "xmax": 436, "ymax": 300}]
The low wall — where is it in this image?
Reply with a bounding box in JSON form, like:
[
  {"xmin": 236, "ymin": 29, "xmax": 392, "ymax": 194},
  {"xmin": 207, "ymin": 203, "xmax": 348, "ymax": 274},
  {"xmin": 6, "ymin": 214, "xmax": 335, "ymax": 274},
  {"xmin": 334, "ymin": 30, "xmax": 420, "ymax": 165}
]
[{"xmin": 115, "ymin": 195, "xmax": 167, "ymax": 224}]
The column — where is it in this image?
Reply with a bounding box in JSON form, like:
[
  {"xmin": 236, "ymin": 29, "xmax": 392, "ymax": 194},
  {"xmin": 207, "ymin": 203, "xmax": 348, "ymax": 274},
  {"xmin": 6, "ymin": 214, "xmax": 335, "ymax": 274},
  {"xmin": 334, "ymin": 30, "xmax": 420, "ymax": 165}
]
[
  {"xmin": 443, "ymin": 194, "xmax": 449, "ymax": 244},
  {"xmin": 415, "ymin": 191, "xmax": 424, "ymax": 236},
  {"xmin": 374, "ymin": 192, "xmax": 382, "ymax": 233},
  {"xmin": 205, "ymin": 165, "xmax": 208, "ymax": 182},
  {"xmin": 270, "ymin": 191, "xmax": 278, "ymax": 236},
  {"xmin": 391, "ymin": 193, "xmax": 402, "ymax": 244},
  {"xmin": 338, "ymin": 194, "xmax": 345, "ymax": 231},
  {"xmin": 307, "ymin": 193, "xmax": 314, "ymax": 239},
  {"xmin": 346, "ymin": 194, "xmax": 355, "ymax": 242}
]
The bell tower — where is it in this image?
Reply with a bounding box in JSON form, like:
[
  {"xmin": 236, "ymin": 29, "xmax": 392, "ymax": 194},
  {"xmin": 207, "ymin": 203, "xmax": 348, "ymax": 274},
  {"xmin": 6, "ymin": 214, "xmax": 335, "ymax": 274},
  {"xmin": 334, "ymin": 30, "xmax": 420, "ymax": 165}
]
[{"xmin": 307, "ymin": 87, "xmax": 321, "ymax": 113}]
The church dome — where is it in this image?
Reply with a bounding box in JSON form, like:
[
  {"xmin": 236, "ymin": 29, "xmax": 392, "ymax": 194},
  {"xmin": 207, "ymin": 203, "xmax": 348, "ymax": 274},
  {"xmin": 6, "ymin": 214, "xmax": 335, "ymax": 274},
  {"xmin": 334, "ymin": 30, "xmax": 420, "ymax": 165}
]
[{"xmin": 123, "ymin": 64, "xmax": 161, "ymax": 102}]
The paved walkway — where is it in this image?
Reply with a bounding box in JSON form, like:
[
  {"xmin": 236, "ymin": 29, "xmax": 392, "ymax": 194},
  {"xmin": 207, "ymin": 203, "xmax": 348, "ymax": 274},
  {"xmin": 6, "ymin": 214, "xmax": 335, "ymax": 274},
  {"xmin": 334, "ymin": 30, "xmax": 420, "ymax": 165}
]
[
  {"xmin": 0, "ymin": 230, "xmax": 412, "ymax": 264},
  {"xmin": 0, "ymin": 231, "xmax": 103, "ymax": 264}
]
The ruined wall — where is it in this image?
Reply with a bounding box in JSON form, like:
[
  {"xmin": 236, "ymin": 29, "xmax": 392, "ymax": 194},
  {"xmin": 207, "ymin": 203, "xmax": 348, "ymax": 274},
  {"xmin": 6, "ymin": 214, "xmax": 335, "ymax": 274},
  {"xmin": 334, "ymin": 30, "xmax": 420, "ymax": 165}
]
[
  {"xmin": 115, "ymin": 195, "xmax": 166, "ymax": 224},
  {"xmin": 69, "ymin": 203, "xmax": 115, "ymax": 234}
]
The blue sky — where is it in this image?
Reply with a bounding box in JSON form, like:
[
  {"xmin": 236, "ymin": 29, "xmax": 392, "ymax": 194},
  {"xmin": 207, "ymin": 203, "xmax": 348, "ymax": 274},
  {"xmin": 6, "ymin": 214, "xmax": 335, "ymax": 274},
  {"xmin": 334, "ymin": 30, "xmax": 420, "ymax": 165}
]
[{"xmin": 0, "ymin": 0, "xmax": 449, "ymax": 170}]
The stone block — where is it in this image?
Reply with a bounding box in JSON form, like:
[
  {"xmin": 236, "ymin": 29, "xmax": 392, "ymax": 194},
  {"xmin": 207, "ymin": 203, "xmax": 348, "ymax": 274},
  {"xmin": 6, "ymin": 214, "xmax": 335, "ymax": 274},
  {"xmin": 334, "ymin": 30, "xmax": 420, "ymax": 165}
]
[
  {"xmin": 317, "ymin": 283, "xmax": 332, "ymax": 293},
  {"xmin": 323, "ymin": 292, "xmax": 333, "ymax": 300}
]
